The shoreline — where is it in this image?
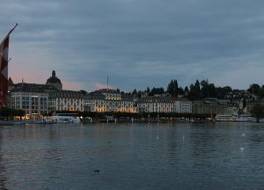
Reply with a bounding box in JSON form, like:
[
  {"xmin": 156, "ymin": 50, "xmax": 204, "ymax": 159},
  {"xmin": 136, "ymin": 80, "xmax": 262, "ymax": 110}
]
[{"xmin": 0, "ymin": 119, "xmax": 261, "ymax": 126}]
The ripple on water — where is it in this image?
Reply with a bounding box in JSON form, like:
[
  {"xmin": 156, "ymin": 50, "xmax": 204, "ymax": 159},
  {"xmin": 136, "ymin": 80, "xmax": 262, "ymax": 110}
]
[{"xmin": 0, "ymin": 123, "xmax": 264, "ymax": 190}]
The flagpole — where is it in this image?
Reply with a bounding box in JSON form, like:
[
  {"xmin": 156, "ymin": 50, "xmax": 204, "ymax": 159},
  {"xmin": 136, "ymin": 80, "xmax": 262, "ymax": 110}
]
[
  {"xmin": 0, "ymin": 23, "xmax": 18, "ymax": 43},
  {"xmin": 7, "ymin": 23, "xmax": 18, "ymax": 36}
]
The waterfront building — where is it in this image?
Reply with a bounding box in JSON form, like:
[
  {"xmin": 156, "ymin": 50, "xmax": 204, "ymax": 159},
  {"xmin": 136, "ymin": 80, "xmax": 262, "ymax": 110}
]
[
  {"xmin": 84, "ymin": 89, "xmax": 137, "ymax": 113},
  {"xmin": 49, "ymin": 90, "xmax": 85, "ymax": 112},
  {"xmin": 174, "ymin": 99, "xmax": 192, "ymax": 113},
  {"xmin": 9, "ymin": 83, "xmax": 56, "ymax": 116},
  {"xmin": 192, "ymin": 99, "xmax": 230, "ymax": 115},
  {"xmin": 8, "ymin": 71, "xmax": 87, "ymax": 116},
  {"xmin": 137, "ymin": 97, "xmax": 174, "ymax": 113}
]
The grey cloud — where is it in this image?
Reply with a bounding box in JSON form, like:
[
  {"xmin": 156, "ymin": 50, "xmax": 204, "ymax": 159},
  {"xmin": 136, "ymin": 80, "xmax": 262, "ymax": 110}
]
[{"xmin": 1, "ymin": 0, "xmax": 264, "ymax": 90}]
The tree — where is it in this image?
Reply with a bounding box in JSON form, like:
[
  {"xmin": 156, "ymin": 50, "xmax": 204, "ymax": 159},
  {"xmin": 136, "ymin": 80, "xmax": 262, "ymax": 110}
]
[
  {"xmin": 216, "ymin": 86, "xmax": 232, "ymax": 99},
  {"xmin": 146, "ymin": 87, "xmax": 150, "ymax": 94},
  {"xmin": 188, "ymin": 84, "xmax": 196, "ymax": 100},
  {"xmin": 200, "ymin": 80, "xmax": 216, "ymax": 98},
  {"xmin": 0, "ymin": 108, "xmax": 25, "ymax": 120},
  {"xmin": 258, "ymin": 88, "xmax": 264, "ymax": 98},
  {"xmin": 178, "ymin": 87, "xmax": 184, "ymax": 96},
  {"xmin": 0, "ymin": 108, "xmax": 12, "ymax": 120},
  {"xmin": 137, "ymin": 90, "xmax": 142, "ymax": 98},
  {"xmin": 194, "ymin": 80, "xmax": 201, "ymax": 97},
  {"xmin": 200, "ymin": 80, "xmax": 209, "ymax": 98},
  {"xmin": 248, "ymin": 84, "xmax": 260, "ymax": 95},
  {"xmin": 167, "ymin": 80, "xmax": 178, "ymax": 97},
  {"xmin": 188, "ymin": 80, "xmax": 201, "ymax": 100},
  {"xmin": 199, "ymin": 80, "xmax": 231, "ymax": 99},
  {"xmin": 184, "ymin": 86, "xmax": 189, "ymax": 96},
  {"xmin": 250, "ymin": 103, "xmax": 264, "ymax": 122},
  {"xmin": 80, "ymin": 90, "xmax": 88, "ymax": 95},
  {"xmin": 208, "ymin": 83, "xmax": 216, "ymax": 97},
  {"xmin": 149, "ymin": 87, "xmax": 164, "ymax": 96},
  {"xmin": 132, "ymin": 89, "xmax": 137, "ymax": 96}
]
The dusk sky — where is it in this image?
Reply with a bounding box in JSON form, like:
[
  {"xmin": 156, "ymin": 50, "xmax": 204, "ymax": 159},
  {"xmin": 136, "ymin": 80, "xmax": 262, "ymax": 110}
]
[{"xmin": 1, "ymin": 0, "xmax": 264, "ymax": 91}]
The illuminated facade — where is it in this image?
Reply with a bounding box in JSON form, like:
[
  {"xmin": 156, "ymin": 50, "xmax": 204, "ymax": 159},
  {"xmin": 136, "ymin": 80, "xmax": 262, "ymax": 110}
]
[
  {"xmin": 84, "ymin": 89, "xmax": 137, "ymax": 113},
  {"xmin": 9, "ymin": 83, "xmax": 53, "ymax": 115},
  {"xmin": 49, "ymin": 90, "xmax": 85, "ymax": 112},
  {"xmin": 10, "ymin": 92, "xmax": 48, "ymax": 115},
  {"xmin": 8, "ymin": 71, "xmax": 86, "ymax": 115},
  {"xmin": 85, "ymin": 90, "xmax": 194, "ymax": 114},
  {"xmin": 137, "ymin": 97, "xmax": 174, "ymax": 113}
]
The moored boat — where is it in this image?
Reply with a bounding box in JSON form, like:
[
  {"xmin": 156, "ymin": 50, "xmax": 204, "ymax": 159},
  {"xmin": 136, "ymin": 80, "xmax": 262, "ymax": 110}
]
[{"xmin": 47, "ymin": 116, "xmax": 81, "ymax": 124}]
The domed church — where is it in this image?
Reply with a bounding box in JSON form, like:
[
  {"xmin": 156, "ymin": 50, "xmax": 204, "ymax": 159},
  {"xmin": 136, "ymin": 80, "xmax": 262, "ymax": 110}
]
[{"xmin": 46, "ymin": 70, "xmax": 62, "ymax": 90}]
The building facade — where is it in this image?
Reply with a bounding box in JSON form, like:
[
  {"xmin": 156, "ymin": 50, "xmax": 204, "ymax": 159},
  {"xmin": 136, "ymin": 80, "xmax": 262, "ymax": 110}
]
[
  {"xmin": 192, "ymin": 99, "xmax": 230, "ymax": 115},
  {"xmin": 84, "ymin": 89, "xmax": 137, "ymax": 113},
  {"xmin": 137, "ymin": 97, "xmax": 174, "ymax": 113},
  {"xmin": 174, "ymin": 99, "xmax": 192, "ymax": 113},
  {"xmin": 49, "ymin": 90, "xmax": 85, "ymax": 112},
  {"xmin": 9, "ymin": 83, "xmax": 55, "ymax": 115},
  {"xmin": 10, "ymin": 91, "xmax": 49, "ymax": 115},
  {"xmin": 8, "ymin": 71, "xmax": 87, "ymax": 115}
]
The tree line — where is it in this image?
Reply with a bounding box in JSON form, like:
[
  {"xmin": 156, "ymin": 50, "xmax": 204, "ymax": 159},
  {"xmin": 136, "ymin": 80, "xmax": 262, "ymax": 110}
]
[
  {"xmin": 129, "ymin": 79, "xmax": 235, "ymax": 100},
  {"xmin": 127, "ymin": 79, "xmax": 264, "ymax": 101},
  {"xmin": 248, "ymin": 84, "xmax": 264, "ymax": 98}
]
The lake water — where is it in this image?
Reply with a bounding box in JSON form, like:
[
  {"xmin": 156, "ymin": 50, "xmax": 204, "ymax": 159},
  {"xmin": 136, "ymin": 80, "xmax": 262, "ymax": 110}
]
[{"xmin": 0, "ymin": 123, "xmax": 264, "ymax": 190}]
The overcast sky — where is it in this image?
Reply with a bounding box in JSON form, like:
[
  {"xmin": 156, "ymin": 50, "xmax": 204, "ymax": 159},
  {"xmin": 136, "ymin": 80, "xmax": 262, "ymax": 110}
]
[{"xmin": 1, "ymin": 0, "xmax": 264, "ymax": 91}]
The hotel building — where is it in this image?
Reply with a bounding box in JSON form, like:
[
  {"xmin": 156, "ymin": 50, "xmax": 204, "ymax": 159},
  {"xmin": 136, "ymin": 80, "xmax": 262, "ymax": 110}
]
[
  {"xmin": 49, "ymin": 90, "xmax": 85, "ymax": 112},
  {"xmin": 84, "ymin": 89, "xmax": 137, "ymax": 113},
  {"xmin": 137, "ymin": 96, "xmax": 174, "ymax": 113},
  {"xmin": 9, "ymin": 70, "xmax": 86, "ymax": 115},
  {"xmin": 9, "ymin": 83, "xmax": 55, "ymax": 115}
]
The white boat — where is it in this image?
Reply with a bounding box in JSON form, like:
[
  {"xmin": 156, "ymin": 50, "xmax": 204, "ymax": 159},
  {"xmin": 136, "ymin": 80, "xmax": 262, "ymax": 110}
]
[
  {"xmin": 215, "ymin": 113, "xmax": 256, "ymax": 122},
  {"xmin": 215, "ymin": 114, "xmax": 237, "ymax": 122},
  {"xmin": 47, "ymin": 116, "xmax": 81, "ymax": 124},
  {"xmin": 236, "ymin": 114, "xmax": 255, "ymax": 122}
]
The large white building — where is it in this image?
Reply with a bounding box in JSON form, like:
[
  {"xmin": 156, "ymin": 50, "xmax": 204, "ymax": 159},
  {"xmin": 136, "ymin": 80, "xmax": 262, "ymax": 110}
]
[
  {"xmin": 137, "ymin": 97, "xmax": 174, "ymax": 113},
  {"xmin": 9, "ymin": 83, "xmax": 55, "ymax": 116},
  {"xmin": 49, "ymin": 90, "xmax": 85, "ymax": 112},
  {"xmin": 9, "ymin": 71, "xmax": 87, "ymax": 116},
  {"xmin": 10, "ymin": 91, "xmax": 48, "ymax": 115},
  {"xmin": 85, "ymin": 92, "xmax": 193, "ymax": 114},
  {"xmin": 84, "ymin": 89, "xmax": 137, "ymax": 113}
]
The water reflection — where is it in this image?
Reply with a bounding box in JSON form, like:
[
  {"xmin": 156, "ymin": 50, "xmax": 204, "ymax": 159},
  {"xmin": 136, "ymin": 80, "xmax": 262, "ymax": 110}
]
[
  {"xmin": 0, "ymin": 123, "xmax": 264, "ymax": 190},
  {"xmin": 0, "ymin": 128, "xmax": 7, "ymax": 190}
]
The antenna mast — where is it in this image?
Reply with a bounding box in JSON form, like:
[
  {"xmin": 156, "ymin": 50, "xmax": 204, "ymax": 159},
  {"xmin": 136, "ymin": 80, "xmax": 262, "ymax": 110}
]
[{"xmin": 107, "ymin": 75, "xmax": 109, "ymax": 90}]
